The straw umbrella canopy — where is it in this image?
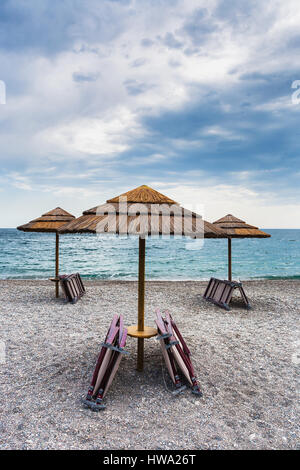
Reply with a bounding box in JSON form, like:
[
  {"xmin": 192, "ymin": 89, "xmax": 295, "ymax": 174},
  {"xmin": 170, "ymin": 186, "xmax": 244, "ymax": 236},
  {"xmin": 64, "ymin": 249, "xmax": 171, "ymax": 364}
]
[
  {"xmin": 212, "ymin": 214, "xmax": 271, "ymax": 281},
  {"xmin": 59, "ymin": 185, "xmax": 224, "ymax": 370},
  {"xmin": 17, "ymin": 207, "xmax": 75, "ymax": 297}
]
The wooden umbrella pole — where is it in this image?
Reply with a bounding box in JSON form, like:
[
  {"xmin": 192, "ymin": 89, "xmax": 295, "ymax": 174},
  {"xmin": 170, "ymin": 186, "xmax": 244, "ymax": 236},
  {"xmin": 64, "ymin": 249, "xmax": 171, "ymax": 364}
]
[
  {"xmin": 137, "ymin": 236, "xmax": 146, "ymax": 371},
  {"xmin": 228, "ymin": 238, "xmax": 232, "ymax": 282},
  {"xmin": 55, "ymin": 233, "xmax": 59, "ymax": 298}
]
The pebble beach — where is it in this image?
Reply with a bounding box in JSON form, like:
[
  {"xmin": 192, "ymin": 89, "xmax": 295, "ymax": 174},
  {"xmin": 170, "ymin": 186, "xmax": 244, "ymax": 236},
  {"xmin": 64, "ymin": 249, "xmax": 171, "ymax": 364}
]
[{"xmin": 0, "ymin": 279, "xmax": 299, "ymax": 450}]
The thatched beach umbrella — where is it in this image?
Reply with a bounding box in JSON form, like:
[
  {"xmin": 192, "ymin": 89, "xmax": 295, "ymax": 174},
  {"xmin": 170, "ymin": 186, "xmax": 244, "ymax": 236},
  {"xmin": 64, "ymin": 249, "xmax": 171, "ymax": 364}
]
[
  {"xmin": 212, "ymin": 214, "xmax": 271, "ymax": 281},
  {"xmin": 59, "ymin": 185, "xmax": 224, "ymax": 370},
  {"xmin": 17, "ymin": 207, "xmax": 75, "ymax": 297}
]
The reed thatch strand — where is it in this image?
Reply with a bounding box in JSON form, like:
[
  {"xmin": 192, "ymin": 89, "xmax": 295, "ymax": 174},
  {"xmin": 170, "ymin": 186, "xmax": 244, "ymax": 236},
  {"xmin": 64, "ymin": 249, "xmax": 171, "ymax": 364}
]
[
  {"xmin": 107, "ymin": 185, "xmax": 177, "ymax": 205},
  {"xmin": 213, "ymin": 214, "xmax": 271, "ymax": 238},
  {"xmin": 17, "ymin": 207, "xmax": 75, "ymax": 233},
  {"xmin": 59, "ymin": 185, "xmax": 225, "ymax": 238}
]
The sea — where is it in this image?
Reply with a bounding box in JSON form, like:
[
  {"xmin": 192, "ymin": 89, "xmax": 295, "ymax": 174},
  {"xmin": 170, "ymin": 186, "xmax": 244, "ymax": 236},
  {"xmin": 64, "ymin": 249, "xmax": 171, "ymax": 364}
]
[{"xmin": 0, "ymin": 229, "xmax": 299, "ymax": 281}]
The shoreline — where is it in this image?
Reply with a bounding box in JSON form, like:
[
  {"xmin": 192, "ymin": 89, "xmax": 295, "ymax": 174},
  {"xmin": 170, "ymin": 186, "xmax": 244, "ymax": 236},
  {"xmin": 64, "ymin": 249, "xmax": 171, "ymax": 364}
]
[{"xmin": 1, "ymin": 276, "xmax": 300, "ymax": 282}]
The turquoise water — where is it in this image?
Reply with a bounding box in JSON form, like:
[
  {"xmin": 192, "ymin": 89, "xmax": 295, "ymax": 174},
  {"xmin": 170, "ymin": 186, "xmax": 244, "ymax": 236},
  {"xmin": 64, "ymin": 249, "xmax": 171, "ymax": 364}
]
[{"xmin": 0, "ymin": 229, "xmax": 299, "ymax": 280}]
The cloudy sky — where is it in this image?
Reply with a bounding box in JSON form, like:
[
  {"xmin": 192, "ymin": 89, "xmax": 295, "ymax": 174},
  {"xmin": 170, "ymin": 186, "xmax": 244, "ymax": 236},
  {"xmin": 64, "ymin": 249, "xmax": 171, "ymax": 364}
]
[{"xmin": 0, "ymin": 0, "xmax": 300, "ymax": 228}]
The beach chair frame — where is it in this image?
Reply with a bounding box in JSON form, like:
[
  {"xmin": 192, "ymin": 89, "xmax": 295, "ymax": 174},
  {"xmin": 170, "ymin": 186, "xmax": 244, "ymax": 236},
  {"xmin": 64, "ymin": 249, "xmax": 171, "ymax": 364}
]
[
  {"xmin": 203, "ymin": 277, "xmax": 251, "ymax": 310},
  {"xmin": 59, "ymin": 273, "xmax": 86, "ymax": 303},
  {"xmin": 156, "ymin": 310, "xmax": 202, "ymax": 396},
  {"xmin": 83, "ymin": 314, "xmax": 129, "ymax": 411},
  {"xmin": 164, "ymin": 311, "xmax": 202, "ymax": 396},
  {"xmin": 155, "ymin": 311, "xmax": 186, "ymax": 395}
]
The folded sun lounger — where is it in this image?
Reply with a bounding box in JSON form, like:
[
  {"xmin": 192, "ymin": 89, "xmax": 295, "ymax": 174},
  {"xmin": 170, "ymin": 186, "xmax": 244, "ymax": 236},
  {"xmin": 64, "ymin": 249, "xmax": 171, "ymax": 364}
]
[
  {"xmin": 155, "ymin": 310, "xmax": 186, "ymax": 395},
  {"xmin": 203, "ymin": 277, "xmax": 250, "ymax": 310},
  {"xmin": 155, "ymin": 310, "xmax": 202, "ymax": 396},
  {"xmin": 59, "ymin": 273, "xmax": 86, "ymax": 304},
  {"xmin": 83, "ymin": 314, "xmax": 129, "ymax": 411}
]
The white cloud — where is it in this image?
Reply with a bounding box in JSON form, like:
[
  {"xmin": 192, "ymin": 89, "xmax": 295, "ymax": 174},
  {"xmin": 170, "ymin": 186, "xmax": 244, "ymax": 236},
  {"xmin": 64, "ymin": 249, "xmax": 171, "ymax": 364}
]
[
  {"xmin": 8, "ymin": 173, "xmax": 33, "ymax": 191},
  {"xmin": 1, "ymin": 0, "xmax": 300, "ymax": 228},
  {"xmin": 201, "ymin": 126, "xmax": 243, "ymax": 140},
  {"xmin": 0, "ymin": 0, "xmax": 297, "ymax": 165},
  {"xmin": 150, "ymin": 182, "xmax": 300, "ymax": 228},
  {"xmin": 35, "ymin": 107, "xmax": 144, "ymax": 156}
]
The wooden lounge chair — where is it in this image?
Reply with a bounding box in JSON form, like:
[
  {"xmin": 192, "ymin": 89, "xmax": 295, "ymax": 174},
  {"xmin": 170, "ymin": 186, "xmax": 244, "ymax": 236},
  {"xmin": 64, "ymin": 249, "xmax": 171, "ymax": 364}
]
[
  {"xmin": 83, "ymin": 314, "xmax": 129, "ymax": 411},
  {"xmin": 203, "ymin": 277, "xmax": 250, "ymax": 310},
  {"xmin": 156, "ymin": 310, "xmax": 202, "ymax": 396},
  {"xmin": 59, "ymin": 273, "xmax": 86, "ymax": 304}
]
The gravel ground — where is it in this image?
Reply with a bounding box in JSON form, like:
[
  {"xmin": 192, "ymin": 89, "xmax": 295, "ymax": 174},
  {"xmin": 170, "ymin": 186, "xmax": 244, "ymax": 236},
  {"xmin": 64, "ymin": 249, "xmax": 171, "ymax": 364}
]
[{"xmin": 0, "ymin": 279, "xmax": 299, "ymax": 450}]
